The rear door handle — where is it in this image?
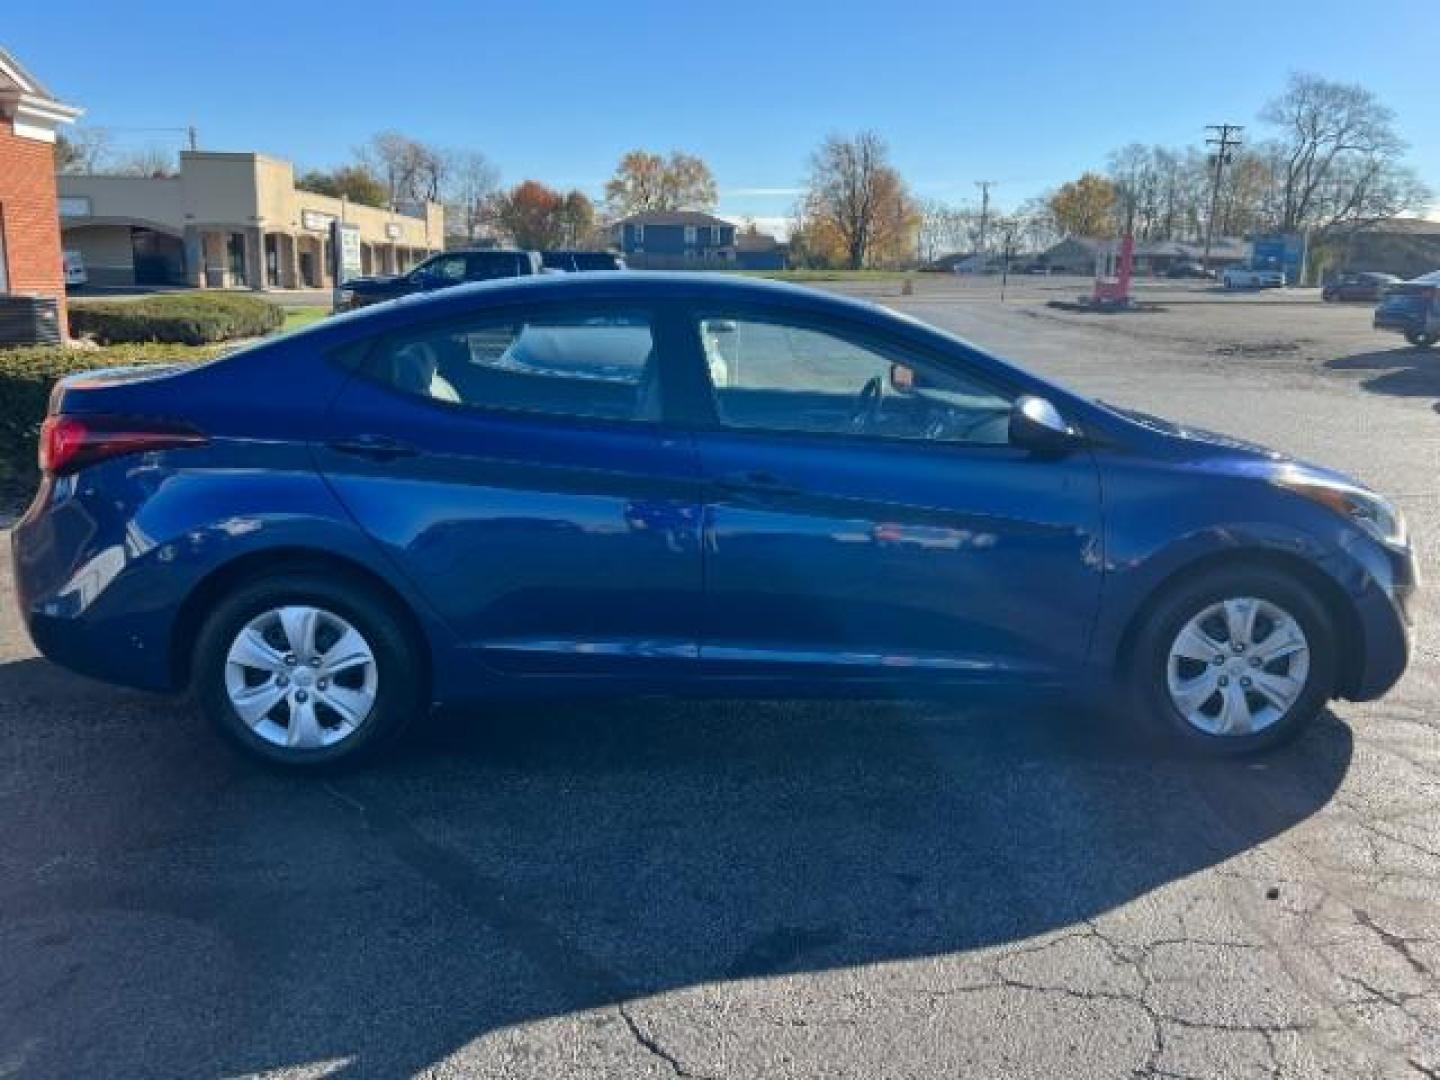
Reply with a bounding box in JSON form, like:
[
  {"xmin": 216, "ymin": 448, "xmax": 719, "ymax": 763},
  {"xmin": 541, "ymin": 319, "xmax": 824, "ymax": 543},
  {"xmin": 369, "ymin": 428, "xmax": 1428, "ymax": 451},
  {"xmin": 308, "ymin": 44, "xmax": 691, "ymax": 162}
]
[
  {"xmin": 326, "ymin": 434, "xmax": 419, "ymax": 461},
  {"xmin": 715, "ymin": 470, "xmax": 800, "ymax": 497}
]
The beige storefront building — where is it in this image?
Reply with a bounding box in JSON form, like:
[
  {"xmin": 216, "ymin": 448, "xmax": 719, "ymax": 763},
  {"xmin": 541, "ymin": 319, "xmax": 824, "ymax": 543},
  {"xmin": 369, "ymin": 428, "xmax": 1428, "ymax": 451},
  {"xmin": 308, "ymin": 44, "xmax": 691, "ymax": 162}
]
[{"xmin": 58, "ymin": 150, "xmax": 443, "ymax": 290}]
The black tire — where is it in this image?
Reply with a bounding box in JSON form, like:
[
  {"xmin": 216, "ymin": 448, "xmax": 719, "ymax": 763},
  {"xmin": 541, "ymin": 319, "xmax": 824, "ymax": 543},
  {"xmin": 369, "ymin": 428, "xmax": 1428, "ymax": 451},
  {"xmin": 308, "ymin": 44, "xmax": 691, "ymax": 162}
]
[
  {"xmin": 1128, "ymin": 566, "xmax": 1338, "ymax": 755},
  {"xmin": 192, "ymin": 570, "xmax": 425, "ymax": 768},
  {"xmin": 1405, "ymin": 330, "xmax": 1438, "ymax": 348}
]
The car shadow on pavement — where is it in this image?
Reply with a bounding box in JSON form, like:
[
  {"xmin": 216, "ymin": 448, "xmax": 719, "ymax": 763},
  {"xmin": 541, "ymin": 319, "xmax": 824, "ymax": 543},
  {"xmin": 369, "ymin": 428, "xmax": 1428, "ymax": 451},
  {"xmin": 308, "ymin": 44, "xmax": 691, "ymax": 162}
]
[
  {"xmin": 0, "ymin": 657, "xmax": 1352, "ymax": 1077},
  {"xmin": 1326, "ymin": 346, "xmax": 1440, "ymax": 403}
]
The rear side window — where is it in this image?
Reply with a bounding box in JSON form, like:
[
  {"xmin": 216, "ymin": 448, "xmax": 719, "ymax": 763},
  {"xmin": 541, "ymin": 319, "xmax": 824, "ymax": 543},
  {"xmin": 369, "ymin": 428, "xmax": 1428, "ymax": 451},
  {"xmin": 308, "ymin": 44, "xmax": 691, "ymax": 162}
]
[
  {"xmin": 363, "ymin": 308, "xmax": 659, "ymax": 422},
  {"xmin": 467, "ymin": 253, "xmax": 523, "ymax": 280}
]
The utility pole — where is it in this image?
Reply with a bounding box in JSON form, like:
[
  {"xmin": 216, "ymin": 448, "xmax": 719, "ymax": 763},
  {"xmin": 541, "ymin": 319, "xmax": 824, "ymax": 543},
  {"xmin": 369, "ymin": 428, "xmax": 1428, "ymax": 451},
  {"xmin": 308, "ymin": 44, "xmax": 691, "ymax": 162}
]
[
  {"xmin": 975, "ymin": 180, "xmax": 996, "ymax": 258},
  {"xmin": 1202, "ymin": 124, "xmax": 1242, "ymax": 273},
  {"xmin": 187, "ymin": 125, "xmax": 198, "ymax": 151}
]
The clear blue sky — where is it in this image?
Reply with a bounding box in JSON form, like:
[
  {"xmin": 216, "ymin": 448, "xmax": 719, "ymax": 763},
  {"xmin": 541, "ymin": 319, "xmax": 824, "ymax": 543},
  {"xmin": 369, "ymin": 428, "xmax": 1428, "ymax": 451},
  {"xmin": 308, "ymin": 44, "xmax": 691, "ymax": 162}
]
[{"xmin": 8, "ymin": 0, "xmax": 1438, "ymax": 230}]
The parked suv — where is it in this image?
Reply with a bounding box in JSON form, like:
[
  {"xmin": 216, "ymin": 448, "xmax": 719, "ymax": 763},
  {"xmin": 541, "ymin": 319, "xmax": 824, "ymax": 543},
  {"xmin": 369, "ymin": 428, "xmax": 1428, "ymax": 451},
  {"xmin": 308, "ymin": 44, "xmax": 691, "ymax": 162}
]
[
  {"xmin": 1373, "ymin": 271, "xmax": 1440, "ymax": 347},
  {"xmin": 336, "ymin": 249, "xmax": 542, "ymax": 310},
  {"xmin": 541, "ymin": 250, "xmax": 627, "ymax": 272}
]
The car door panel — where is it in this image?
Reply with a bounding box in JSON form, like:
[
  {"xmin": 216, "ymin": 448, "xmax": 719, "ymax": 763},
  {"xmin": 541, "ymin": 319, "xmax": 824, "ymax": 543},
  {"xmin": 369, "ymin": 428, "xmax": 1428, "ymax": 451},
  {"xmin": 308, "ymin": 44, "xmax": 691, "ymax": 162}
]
[
  {"xmin": 696, "ymin": 431, "xmax": 1103, "ymax": 682},
  {"xmin": 316, "ymin": 307, "xmax": 704, "ymax": 681},
  {"xmin": 681, "ymin": 307, "xmax": 1105, "ymax": 685}
]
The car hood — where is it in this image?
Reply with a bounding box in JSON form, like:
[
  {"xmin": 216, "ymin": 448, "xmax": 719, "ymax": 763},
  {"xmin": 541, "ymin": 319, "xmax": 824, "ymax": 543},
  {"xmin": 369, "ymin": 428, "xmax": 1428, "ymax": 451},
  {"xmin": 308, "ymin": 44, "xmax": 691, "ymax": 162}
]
[
  {"xmin": 1105, "ymin": 404, "xmax": 1284, "ymax": 459},
  {"xmin": 1102, "ymin": 403, "xmax": 1364, "ymax": 487}
]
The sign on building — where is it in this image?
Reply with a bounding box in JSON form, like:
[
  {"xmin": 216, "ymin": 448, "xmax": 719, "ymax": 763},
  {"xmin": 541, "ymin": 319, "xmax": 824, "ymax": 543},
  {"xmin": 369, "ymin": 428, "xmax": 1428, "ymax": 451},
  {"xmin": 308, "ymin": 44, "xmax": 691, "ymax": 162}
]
[
  {"xmin": 332, "ymin": 220, "xmax": 362, "ymax": 287},
  {"xmin": 385, "ymin": 223, "xmax": 402, "ymax": 240},
  {"xmin": 302, "ymin": 209, "xmax": 335, "ymax": 232}
]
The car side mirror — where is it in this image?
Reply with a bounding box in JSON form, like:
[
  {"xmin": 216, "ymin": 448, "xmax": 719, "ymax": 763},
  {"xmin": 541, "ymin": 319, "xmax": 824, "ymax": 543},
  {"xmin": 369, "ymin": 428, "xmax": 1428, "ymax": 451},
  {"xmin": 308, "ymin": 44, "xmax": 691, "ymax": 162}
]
[{"xmin": 1009, "ymin": 395, "xmax": 1079, "ymax": 454}]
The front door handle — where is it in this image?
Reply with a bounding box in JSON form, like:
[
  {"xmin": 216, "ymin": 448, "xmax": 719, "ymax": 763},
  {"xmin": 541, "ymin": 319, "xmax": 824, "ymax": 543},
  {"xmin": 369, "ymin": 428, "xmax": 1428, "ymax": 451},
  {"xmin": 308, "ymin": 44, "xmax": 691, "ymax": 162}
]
[
  {"xmin": 715, "ymin": 470, "xmax": 800, "ymax": 497},
  {"xmin": 326, "ymin": 434, "xmax": 419, "ymax": 461}
]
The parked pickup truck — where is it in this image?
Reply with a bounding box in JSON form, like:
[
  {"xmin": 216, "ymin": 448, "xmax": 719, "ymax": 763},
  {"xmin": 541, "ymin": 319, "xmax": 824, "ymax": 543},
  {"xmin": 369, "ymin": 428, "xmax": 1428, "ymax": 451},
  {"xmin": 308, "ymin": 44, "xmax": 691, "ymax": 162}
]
[
  {"xmin": 1373, "ymin": 270, "xmax": 1440, "ymax": 348},
  {"xmin": 336, "ymin": 249, "xmax": 542, "ymax": 311}
]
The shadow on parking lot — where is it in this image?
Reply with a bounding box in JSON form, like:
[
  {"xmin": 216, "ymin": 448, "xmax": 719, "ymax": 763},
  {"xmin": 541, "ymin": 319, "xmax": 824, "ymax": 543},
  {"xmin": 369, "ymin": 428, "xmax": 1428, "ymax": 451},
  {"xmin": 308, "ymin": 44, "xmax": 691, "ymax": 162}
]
[
  {"xmin": 1326, "ymin": 345, "xmax": 1440, "ymax": 404},
  {"xmin": 0, "ymin": 657, "xmax": 1352, "ymax": 1076}
]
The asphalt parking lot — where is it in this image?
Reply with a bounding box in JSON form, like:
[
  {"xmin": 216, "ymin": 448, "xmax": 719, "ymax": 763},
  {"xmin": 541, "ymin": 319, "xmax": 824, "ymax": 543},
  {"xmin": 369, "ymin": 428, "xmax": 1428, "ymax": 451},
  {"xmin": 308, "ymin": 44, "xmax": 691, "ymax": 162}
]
[{"xmin": 2, "ymin": 275, "xmax": 1437, "ymax": 1078}]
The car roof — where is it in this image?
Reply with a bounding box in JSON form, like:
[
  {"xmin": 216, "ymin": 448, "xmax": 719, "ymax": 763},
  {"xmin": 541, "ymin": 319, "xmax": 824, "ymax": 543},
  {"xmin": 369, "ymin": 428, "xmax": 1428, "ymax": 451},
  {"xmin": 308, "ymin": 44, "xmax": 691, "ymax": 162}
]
[{"xmin": 331, "ymin": 272, "xmax": 896, "ymax": 330}]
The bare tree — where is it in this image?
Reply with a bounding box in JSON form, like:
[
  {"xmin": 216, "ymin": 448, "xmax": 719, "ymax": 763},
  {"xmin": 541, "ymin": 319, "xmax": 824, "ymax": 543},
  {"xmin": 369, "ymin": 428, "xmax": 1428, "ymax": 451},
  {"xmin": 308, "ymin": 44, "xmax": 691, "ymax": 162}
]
[
  {"xmin": 55, "ymin": 126, "xmax": 112, "ymax": 173},
  {"xmin": 915, "ymin": 199, "xmax": 982, "ymax": 262},
  {"xmin": 804, "ymin": 131, "xmax": 916, "ymax": 270},
  {"xmin": 360, "ymin": 131, "xmax": 448, "ymax": 208},
  {"xmin": 443, "ymin": 150, "xmax": 501, "ymax": 242},
  {"xmin": 113, "ymin": 144, "xmax": 178, "ymax": 178},
  {"xmin": 1260, "ymin": 73, "xmax": 1429, "ymax": 235}
]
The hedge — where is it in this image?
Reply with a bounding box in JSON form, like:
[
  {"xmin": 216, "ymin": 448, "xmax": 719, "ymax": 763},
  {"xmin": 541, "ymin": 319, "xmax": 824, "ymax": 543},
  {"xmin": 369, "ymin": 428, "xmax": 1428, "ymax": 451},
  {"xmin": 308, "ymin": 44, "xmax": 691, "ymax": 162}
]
[
  {"xmin": 69, "ymin": 292, "xmax": 284, "ymax": 345},
  {"xmin": 0, "ymin": 344, "xmax": 220, "ymax": 500}
]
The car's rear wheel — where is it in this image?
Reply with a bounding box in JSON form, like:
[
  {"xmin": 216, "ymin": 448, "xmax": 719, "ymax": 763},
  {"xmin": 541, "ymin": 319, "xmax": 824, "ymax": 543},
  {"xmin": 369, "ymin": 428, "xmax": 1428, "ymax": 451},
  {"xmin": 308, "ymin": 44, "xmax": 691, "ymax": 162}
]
[
  {"xmin": 193, "ymin": 572, "xmax": 423, "ymax": 767},
  {"xmin": 1405, "ymin": 330, "xmax": 1438, "ymax": 348},
  {"xmin": 1129, "ymin": 567, "xmax": 1337, "ymax": 754}
]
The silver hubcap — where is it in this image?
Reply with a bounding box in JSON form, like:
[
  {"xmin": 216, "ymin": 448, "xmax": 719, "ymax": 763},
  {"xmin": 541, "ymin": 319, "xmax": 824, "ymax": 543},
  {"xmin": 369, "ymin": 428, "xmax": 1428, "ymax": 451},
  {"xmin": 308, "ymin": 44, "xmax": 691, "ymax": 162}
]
[
  {"xmin": 1166, "ymin": 597, "xmax": 1310, "ymax": 737},
  {"xmin": 224, "ymin": 605, "xmax": 378, "ymax": 750}
]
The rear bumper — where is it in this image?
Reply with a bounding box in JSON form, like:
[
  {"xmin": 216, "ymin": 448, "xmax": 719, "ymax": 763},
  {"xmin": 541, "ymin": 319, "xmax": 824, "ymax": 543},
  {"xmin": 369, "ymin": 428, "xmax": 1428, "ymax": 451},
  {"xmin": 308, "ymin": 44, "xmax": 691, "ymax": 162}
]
[
  {"xmin": 11, "ymin": 481, "xmax": 182, "ymax": 693},
  {"xmin": 24, "ymin": 609, "xmax": 176, "ymax": 692}
]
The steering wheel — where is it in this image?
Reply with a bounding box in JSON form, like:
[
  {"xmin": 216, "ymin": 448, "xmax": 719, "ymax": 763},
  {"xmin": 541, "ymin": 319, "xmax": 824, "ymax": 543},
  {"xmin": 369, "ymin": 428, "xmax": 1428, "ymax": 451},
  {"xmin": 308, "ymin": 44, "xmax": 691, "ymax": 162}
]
[{"xmin": 851, "ymin": 375, "xmax": 886, "ymax": 430}]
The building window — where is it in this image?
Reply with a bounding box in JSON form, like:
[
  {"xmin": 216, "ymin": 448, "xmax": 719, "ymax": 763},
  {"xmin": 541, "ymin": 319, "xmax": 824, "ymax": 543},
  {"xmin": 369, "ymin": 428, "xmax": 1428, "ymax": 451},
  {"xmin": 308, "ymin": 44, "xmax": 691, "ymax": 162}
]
[
  {"xmin": 714, "ymin": 225, "xmax": 726, "ymax": 245},
  {"xmin": 632, "ymin": 223, "xmax": 644, "ymax": 245},
  {"xmin": 684, "ymin": 225, "xmax": 697, "ymax": 245}
]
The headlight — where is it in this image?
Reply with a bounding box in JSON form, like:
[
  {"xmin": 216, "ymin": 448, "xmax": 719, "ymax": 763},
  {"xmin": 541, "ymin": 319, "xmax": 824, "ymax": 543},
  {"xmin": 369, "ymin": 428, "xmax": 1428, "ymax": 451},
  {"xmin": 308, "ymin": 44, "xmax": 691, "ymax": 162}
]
[{"xmin": 1274, "ymin": 474, "xmax": 1407, "ymax": 547}]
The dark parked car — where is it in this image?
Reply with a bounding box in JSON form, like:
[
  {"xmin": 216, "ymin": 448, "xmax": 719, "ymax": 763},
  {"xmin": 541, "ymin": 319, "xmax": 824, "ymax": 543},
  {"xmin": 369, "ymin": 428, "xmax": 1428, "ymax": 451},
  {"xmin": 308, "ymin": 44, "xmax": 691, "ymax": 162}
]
[
  {"xmin": 12, "ymin": 275, "xmax": 1415, "ymax": 768},
  {"xmin": 541, "ymin": 250, "xmax": 627, "ymax": 272},
  {"xmin": 1372, "ymin": 271, "xmax": 1440, "ymax": 347},
  {"xmin": 1166, "ymin": 260, "xmax": 1214, "ymax": 280},
  {"xmin": 1322, "ymin": 272, "xmax": 1401, "ymax": 303},
  {"xmin": 336, "ymin": 249, "xmax": 542, "ymax": 310}
]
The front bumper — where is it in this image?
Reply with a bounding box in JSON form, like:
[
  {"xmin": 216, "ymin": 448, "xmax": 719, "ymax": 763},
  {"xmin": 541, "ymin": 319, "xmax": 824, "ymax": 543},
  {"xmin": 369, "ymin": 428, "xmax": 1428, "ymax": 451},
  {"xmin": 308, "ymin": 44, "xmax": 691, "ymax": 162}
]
[
  {"xmin": 1373, "ymin": 312, "xmax": 1425, "ymax": 334},
  {"xmin": 1344, "ymin": 538, "xmax": 1418, "ymax": 701}
]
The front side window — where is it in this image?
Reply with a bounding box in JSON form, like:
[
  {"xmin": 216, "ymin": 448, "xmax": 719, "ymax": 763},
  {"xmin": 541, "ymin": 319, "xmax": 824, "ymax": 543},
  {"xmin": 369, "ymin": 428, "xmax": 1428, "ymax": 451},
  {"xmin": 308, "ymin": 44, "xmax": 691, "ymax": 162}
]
[
  {"xmin": 697, "ymin": 314, "xmax": 1013, "ymax": 445},
  {"xmin": 365, "ymin": 308, "xmax": 658, "ymax": 422}
]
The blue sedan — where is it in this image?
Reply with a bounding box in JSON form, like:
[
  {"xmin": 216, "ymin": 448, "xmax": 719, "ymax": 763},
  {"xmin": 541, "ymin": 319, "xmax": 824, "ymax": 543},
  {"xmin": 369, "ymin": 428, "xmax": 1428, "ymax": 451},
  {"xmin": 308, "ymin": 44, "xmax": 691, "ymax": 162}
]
[{"xmin": 10, "ymin": 274, "xmax": 1416, "ymax": 767}]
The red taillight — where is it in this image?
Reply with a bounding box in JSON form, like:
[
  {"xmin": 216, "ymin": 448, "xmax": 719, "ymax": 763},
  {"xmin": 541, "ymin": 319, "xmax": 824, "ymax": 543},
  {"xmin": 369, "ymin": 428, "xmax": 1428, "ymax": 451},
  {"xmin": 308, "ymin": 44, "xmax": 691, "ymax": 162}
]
[{"xmin": 39, "ymin": 415, "xmax": 207, "ymax": 476}]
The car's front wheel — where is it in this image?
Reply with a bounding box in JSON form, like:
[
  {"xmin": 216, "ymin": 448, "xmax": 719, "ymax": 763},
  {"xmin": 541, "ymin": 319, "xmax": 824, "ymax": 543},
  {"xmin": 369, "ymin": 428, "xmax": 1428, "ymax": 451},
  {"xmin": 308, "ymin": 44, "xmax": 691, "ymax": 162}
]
[
  {"xmin": 1130, "ymin": 566, "xmax": 1337, "ymax": 753},
  {"xmin": 193, "ymin": 571, "xmax": 424, "ymax": 767},
  {"xmin": 1405, "ymin": 330, "xmax": 1438, "ymax": 348}
]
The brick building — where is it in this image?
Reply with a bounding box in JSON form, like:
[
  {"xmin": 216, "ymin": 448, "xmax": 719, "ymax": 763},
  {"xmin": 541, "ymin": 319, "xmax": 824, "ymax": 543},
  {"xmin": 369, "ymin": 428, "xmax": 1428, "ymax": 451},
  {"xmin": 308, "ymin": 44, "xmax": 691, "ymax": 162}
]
[{"xmin": 0, "ymin": 47, "xmax": 81, "ymax": 335}]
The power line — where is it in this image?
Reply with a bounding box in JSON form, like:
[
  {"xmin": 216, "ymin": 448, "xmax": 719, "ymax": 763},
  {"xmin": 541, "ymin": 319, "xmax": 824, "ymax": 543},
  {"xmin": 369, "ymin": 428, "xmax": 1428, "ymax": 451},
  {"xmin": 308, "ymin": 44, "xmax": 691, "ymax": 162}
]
[{"xmin": 1201, "ymin": 124, "xmax": 1242, "ymax": 272}]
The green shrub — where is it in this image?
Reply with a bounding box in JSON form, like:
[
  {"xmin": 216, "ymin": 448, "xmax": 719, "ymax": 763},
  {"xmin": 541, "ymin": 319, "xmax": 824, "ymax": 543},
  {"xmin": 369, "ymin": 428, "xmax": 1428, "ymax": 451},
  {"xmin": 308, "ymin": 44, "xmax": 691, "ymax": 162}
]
[
  {"xmin": 69, "ymin": 292, "xmax": 284, "ymax": 345},
  {"xmin": 0, "ymin": 343, "xmax": 220, "ymax": 499}
]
